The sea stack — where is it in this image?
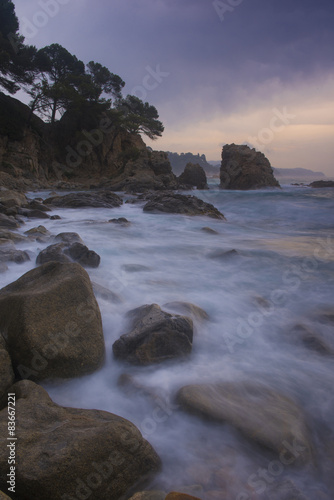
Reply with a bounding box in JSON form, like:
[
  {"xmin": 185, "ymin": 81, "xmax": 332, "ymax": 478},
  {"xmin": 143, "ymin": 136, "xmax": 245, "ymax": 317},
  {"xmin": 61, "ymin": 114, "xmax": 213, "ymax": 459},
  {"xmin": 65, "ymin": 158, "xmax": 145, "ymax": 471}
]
[{"xmin": 220, "ymin": 143, "xmax": 280, "ymax": 190}]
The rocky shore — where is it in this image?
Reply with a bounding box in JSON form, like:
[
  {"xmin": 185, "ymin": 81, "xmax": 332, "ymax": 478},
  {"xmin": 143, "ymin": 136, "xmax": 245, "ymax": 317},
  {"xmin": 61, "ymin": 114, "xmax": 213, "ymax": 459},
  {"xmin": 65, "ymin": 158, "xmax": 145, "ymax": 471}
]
[{"xmin": 0, "ymin": 184, "xmax": 333, "ymax": 500}]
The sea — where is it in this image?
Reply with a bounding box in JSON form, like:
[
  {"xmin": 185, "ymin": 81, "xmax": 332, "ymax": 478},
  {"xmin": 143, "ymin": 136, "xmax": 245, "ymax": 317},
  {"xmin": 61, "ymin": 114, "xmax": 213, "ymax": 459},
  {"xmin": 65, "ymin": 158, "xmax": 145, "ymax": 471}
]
[{"xmin": 1, "ymin": 182, "xmax": 334, "ymax": 499}]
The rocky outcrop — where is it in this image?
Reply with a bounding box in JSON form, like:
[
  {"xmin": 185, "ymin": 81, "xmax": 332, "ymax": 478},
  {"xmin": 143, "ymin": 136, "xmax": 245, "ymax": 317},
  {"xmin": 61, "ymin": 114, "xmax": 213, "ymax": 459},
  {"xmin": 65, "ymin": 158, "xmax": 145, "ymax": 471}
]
[
  {"xmin": 0, "ymin": 92, "xmax": 178, "ymax": 191},
  {"xmin": 143, "ymin": 192, "xmax": 225, "ymax": 219},
  {"xmin": 113, "ymin": 304, "xmax": 193, "ymax": 365},
  {"xmin": 0, "ymin": 380, "xmax": 161, "ymax": 500},
  {"xmin": 178, "ymin": 163, "xmax": 208, "ymax": 189},
  {"xmin": 0, "ymin": 262, "xmax": 105, "ymax": 381},
  {"xmin": 220, "ymin": 144, "xmax": 280, "ymax": 190},
  {"xmin": 103, "ymin": 150, "xmax": 178, "ymax": 192},
  {"xmin": 176, "ymin": 381, "xmax": 313, "ymax": 464},
  {"xmin": 44, "ymin": 191, "xmax": 123, "ymax": 208},
  {"xmin": 309, "ymin": 180, "xmax": 334, "ymax": 188}
]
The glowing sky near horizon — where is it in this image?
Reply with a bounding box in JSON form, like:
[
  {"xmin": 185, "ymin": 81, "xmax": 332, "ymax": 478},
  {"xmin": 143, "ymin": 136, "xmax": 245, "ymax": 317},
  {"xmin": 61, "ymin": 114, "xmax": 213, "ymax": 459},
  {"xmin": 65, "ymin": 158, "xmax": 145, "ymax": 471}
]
[{"xmin": 11, "ymin": 0, "xmax": 334, "ymax": 176}]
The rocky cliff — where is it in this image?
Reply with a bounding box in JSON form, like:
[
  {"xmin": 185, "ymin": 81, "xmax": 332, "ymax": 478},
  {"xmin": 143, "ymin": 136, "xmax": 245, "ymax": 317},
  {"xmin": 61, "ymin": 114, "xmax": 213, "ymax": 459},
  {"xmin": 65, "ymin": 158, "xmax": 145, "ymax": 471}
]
[
  {"xmin": 220, "ymin": 144, "xmax": 280, "ymax": 190},
  {"xmin": 0, "ymin": 92, "xmax": 177, "ymax": 192}
]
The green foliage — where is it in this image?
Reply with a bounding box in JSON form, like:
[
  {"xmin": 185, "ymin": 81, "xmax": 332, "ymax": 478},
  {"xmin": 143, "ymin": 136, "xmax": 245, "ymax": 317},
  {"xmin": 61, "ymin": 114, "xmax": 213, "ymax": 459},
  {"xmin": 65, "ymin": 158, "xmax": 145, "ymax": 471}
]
[
  {"xmin": 0, "ymin": 0, "xmax": 38, "ymax": 93},
  {"xmin": 116, "ymin": 95, "xmax": 164, "ymax": 140}
]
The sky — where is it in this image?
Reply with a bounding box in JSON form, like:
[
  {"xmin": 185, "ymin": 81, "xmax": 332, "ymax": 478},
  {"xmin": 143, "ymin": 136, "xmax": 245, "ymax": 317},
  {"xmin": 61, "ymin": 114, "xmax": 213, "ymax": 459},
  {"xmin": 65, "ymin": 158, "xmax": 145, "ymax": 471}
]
[{"xmin": 11, "ymin": 0, "xmax": 334, "ymax": 176}]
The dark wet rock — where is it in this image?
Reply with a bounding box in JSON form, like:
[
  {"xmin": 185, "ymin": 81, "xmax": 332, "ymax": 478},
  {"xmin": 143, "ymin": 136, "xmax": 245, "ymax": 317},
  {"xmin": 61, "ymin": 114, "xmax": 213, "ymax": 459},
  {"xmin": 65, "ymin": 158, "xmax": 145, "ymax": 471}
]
[
  {"xmin": 290, "ymin": 324, "xmax": 334, "ymax": 355},
  {"xmin": 26, "ymin": 199, "xmax": 51, "ymax": 212},
  {"xmin": 18, "ymin": 207, "xmax": 50, "ymax": 219},
  {"xmin": 178, "ymin": 163, "xmax": 208, "ymax": 190},
  {"xmin": 0, "ymin": 338, "xmax": 14, "ymax": 400},
  {"xmin": 122, "ymin": 264, "xmax": 152, "ymax": 273},
  {"xmin": 36, "ymin": 243, "xmax": 71, "ymax": 265},
  {"xmin": 109, "ymin": 217, "xmax": 131, "ymax": 226},
  {"xmin": 25, "ymin": 225, "xmax": 51, "ymax": 240},
  {"xmin": 0, "ymin": 262, "xmax": 105, "ymax": 381},
  {"xmin": 50, "ymin": 214, "xmax": 61, "ymax": 220},
  {"xmin": 0, "ymin": 230, "xmax": 27, "ymax": 243},
  {"xmin": 64, "ymin": 242, "xmax": 101, "ymax": 268},
  {"xmin": 54, "ymin": 232, "xmax": 84, "ymax": 245},
  {"xmin": 37, "ymin": 233, "xmax": 100, "ymax": 268},
  {"xmin": 163, "ymin": 302, "xmax": 209, "ymax": 322},
  {"xmin": 44, "ymin": 191, "xmax": 123, "ymax": 208},
  {"xmin": 201, "ymin": 227, "xmax": 219, "ymax": 235},
  {"xmin": 113, "ymin": 304, "xmax": 193, "ymax": 365},
  {"xmin": 0, "ymin": 214, "xmax": 20, "ymax": 229},
  {"xmin": 208, "ymin": 249, "xmax": 239, "ymax": 259},
  {"xmin": 92, "ymin": 282, "xmax": 123, "ymax": 304},
  {"xmin": 309, "ymin": 180, "xmax": 334, "ymax": 188},
  {"xmin": 0, "ymin": 380, "xmax": 161, "ymax": 500},
  {"xmin": 143, "ymin": 192, "xmax": 225, "ymax": 219},
  {"xmin": 0, "ymin": 245, "xmax": 30, "ymax": 264},
  {"xmin": 0, "ymin": 188, "xmax": 27, "ymax": 208},
  {"xmin": 220, "ymin": 144, "xmax": 280, "ymax": 190},
  {"xmin": 176, "ymin": 382, "xmax": 313, "ymax": 464}
]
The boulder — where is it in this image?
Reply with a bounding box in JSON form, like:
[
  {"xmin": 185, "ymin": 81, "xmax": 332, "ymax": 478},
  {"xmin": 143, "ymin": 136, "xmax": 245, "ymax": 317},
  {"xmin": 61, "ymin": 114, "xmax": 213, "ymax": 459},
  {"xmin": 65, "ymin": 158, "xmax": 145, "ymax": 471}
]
[
  {"xmin": 26, "ymin": 199, "xmax": 51, "ymax": 212},
  {"xmin": 18, "ymin": 207, "xmax": 50, "ymax": 219},
  {"xmin": 0, "ymin": 214, "xmax": 19, "ymax": 229},
  {"xmin": 113, "ymin": 304, "xmax": 193, "ymax": 365},
  {"xmin": 0, "ymin": 230, "xmax": 27, "ymax": 243},
  {"xmin": 143, "ymin": 192, "xmax": 225, "ymax": 219},
  {"xmin": 0, "ymin": 490, "xmax": 12, "ymax": 499},
  {"xmin": 178, "ymin": 163, "xmax": 208, "ymax": 189},
  {"xmin": 54, "ymin": 232, "xmax": 84, "ymax": 245},
  {"xmin": 44, "ymin": 191, "xmax": 123, "ymax": 208},
  {"xmin": 36, "ymin": 243, "xmax": 71, "ymax": 265},
  {"xmin": 220, "ymin": 144, "xmax": 280, "ymax": 190},
  {"xmin": 109, "ymin": 217, "xmax": 131, "ymax": 226},
  {"xmin": 92, "ymin": 282, "xmax": 123, "ymax": 304},
  {"xmin": 201, "ymin": 227, "xmax": 219, "ymax": 235},
  {"xmin": 0, "ymin": 188, "xmax": 27, "ymax": 208},
  {"xmin": 0, "ymin": 380, "xmax": 161, "ymax": 500},
  {"xmin": 64, "ymin": 242, "xmax": 101, "ymax": 268},
  {"xmin": 0, "ymin": 244, "xmax": 30, "ymax": 264},
  {"xmin": 163, "ymin": 302, "xmax": 209, "ymax": 322},
  {"xmin": 0, "ymin": 262, "xmax": 105, "ymax": 381},
  {"xmin": 176, "ymin": 382, "xmax": 313, "ymax": 464}
]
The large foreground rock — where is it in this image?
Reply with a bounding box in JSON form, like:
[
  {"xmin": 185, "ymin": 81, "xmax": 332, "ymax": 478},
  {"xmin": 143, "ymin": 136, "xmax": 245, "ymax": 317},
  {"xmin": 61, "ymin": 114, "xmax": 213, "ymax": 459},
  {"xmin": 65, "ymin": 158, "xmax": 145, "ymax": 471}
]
[
  {"xmin": 178, "ymin": 163, "xmax": 208, "ymax": 189},
  {"xmin": 0, "ymin": 381, "xmax": 161, "ymax": 500},
  {"xmin": 44, "ymin": 191, "xmax": 123, "ymax": 208},
  {"xmin": 0, "ymin": 338, "xmax": 14, "ymax": 400},
  {"xmin": 113, "ymin": 304, "xmax": 193, "ymax": 365},
  {"xmin": 0, "ymin": 262, "xmax": 105, "ymax": 381},
  {"xmin": 220, "ymin": 144, "xmax": 280, "ymax": 190},
  {"xmin": 176, "ymin": 382, "xmax": 313, "ymax": 464},
  {"xmin": 143, "ymin": 192, "xmax": 225, "ymax": 219}
]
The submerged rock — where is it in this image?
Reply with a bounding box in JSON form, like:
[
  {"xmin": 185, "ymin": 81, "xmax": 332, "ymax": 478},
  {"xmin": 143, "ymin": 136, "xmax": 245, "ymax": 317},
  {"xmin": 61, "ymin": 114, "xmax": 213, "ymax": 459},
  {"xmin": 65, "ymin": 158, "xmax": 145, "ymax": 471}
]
[
  {"xmin": 36, "ymin": 232, "xmax": 100, "ymax": 268},
  {"xmin": 220, "ymin": 144, "xmax": 280, "ymax": 190},
  {"xmin": 163, "ymin": 301, "xmax": 210, "ymax": 322},
  {"xmin": 0, "ymin": 244, "xmax": 30, "ymax": 264},
  {"xmin": 178, "ymin": 163, "xmax": 208, "ymax": 190},
  {"xmin": 0, "ymin": 380, "xmax": 161, "ymax": 500},
  {"xmin": 113, "ymin": 304, "xmax": 193, "ymax": 365},
  {"xmin": 143, "ymin": 192, "xmax": 225, "ymax": 219},
  {"xmin": 176, "ymin": 382, "xmax": 313, "ymax": 464},
  {"xmin": 0, "ymin": 262, "xmax": 105, "ymax": 381},
  {"xmin": 290, "ymin": 324, "xmax": 334, "ymax": 356},
  {"xmin": 44, "ymin": 191, "xmax": 123, "ymax": 208}
]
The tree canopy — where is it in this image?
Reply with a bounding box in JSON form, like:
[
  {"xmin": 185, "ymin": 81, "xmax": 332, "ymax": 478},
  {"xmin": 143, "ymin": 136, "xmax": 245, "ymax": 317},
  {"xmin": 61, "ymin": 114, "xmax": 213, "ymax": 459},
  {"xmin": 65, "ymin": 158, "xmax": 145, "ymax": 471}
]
[{"xmin": 0, "ymin": 0, "xmax": 164, "ymax": 140}]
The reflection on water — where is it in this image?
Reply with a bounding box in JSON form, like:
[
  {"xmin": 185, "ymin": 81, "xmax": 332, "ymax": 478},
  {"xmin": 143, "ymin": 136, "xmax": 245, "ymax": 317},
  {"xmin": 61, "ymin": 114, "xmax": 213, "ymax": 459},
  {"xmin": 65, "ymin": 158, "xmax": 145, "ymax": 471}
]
[{"xmin": 1, "ymin": 186, "xmax": 334, "ymax": 499}]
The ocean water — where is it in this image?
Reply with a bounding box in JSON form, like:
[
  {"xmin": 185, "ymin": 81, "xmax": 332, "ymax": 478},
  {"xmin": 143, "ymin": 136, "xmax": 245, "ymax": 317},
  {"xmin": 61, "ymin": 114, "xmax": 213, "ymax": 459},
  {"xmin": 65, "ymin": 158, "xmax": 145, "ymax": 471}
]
[{"xmin": 1, "ymin": 185, "xmax": 334, "ymax": 499}]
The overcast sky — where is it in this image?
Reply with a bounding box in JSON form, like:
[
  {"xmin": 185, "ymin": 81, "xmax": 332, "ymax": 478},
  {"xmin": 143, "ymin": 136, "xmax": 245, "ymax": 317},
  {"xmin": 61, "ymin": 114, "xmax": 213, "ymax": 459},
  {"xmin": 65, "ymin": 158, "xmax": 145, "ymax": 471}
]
[{"xmin": 12, "ymin": 0, "xmax": 334, "ymax": 175}]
